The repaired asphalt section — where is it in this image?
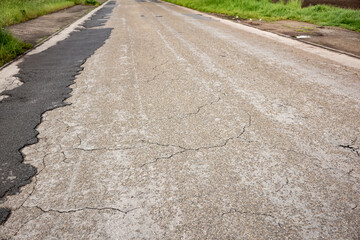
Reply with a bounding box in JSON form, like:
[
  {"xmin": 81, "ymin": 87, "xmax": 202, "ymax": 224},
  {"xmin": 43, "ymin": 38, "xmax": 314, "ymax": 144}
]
[{"xmin": 0, "ymin": 1, "xmax": 115, "ymax": 223}]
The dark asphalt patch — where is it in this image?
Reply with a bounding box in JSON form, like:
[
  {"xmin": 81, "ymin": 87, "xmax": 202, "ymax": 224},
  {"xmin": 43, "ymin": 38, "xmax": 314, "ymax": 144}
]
[
  {"xmin": 0, "ymin": 208, "xmax": 10, "ymax": 225},
  {"xmin": 0, "ymin": 1, "xmax": 115, "ymax": 218},
  {"xmin": 83, "ymin": 1, "xmax": 116, "ymax": 28}
]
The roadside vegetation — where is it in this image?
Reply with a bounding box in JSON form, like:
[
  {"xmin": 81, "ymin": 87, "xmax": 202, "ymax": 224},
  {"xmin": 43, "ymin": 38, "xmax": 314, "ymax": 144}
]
[
  {"xmin": 163, "ymin": 0, "xmax": 360, "ymax": 31},
  {"xmin": 84, "ymin": 0, "xmax": 101, "ymax": 6},
  {"xmin": 0, "ymin": 0, "xmax": 99, "ymax": 67},
  {"xmin": 0, "ymin": 29, "xmax": 31, "ymax": 66},
  {"xmin": 0, "ymin": 0, "xmax": 83, "ymax": 27}
]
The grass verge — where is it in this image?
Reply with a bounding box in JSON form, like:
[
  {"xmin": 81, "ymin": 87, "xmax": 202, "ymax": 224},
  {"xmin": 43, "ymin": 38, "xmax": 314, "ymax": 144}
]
[
  {"xmin": 0, "ymin": 0, "xmax": 100, "ymax": 67},
  {"xmin": 0, "ymin": 0, "xmax": 83, "ymax": 27},
  {"xmin": 0, "ymin": 29, "xmax": 32, "ymax": 67},
  {"xmin": 163, "ymin": 0, "xmax": 360, "ymax": 31}
]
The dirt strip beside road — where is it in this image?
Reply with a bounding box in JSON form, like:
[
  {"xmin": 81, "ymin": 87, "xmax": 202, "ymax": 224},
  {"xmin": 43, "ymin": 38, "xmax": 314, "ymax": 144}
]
[
  {"xmin": 213, "ymin": 14, "xmax": 360, "ymax": 58},
  {"xmin": 7, "ymin": 5, "xmax": 96, "ymax": 45}
]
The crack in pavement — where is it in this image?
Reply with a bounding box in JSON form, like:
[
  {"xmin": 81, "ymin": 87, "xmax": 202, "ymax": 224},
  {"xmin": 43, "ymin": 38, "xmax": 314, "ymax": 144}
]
[
  {"xmin": 169, "ymin": 113, "xmax": 250, "ymax": 151},
  {"xmin": 146, "ymin": 60, "xmax": 169, "ymax": 83},
  {"xmin": 139, "ymin": 139, "xmax": 187, "ymax": 150},
  {"xmin": 8, "ymin": 152, "xmax": 51, "ymax": 215},
  {"xmin": 9, "ymin": 205, "xmax": 138, "ymax": 239},
  {"xmin": 140, "ymin": 113, "xmax": 251, "ymax": 167},
  {"xmin": 275, "ymin": 178, "xmax": 289, "ymax": 193},
  {"xmin": 3, "ymin": 151, "xmax": 50, "ymax": 218},
  {"xmin": 42, "ymin": 111, "xmax": 250, "ymax": 169},
  {"xmin": 55, "ymin": 119, "xmax": 71, "ymax": 132},
  {"xmin": 159, "ymin": 96, "xmax": 222, "ymax": 121},
  {"xmin": 221, "ymin": 208, "xmax": 277, "ymax": 219},
  {"xmin": 33, "ymin": 205, "xmax": 138, "ymax": 215},
  {"xmin": 339, "ymin": 137, "xmax": 360, "ymax": 157},
  {"xmin": 146, "ymin": 70, "xmax": 165, "ymax": 83},
  {"xmin": 73, "ymin": 146, "xmax": 138, "ymax": 152},
  {"xmin": 1, "ymin": 176, "xmax": 40, "ymax": 237},
  {"xmin": 140, "ymin": 150, "xmax": 187, "ymax": 167},
  {"xmin": 152, "ymin": 59, "xmax": 168, "ymax": 71},
  {"xmin": 9, "ymin": 210, "xmax": 43, "ymax": 240},
  {"xmin": 3, "ymin": 140, "xmax": 133, "ymax": 229},
  {"xmin": 146, "ymin": 59, "xmax": 171, "ymax": 83},
  {"xmin": 76, "ymin": 134, "xmax": 82, "ymax": 146},
  {"xmin": 74, "ymin": 134, "xmax": 139, "ymax": 152},
  {"xmin": 26, "ymin": 113, "xmax": 252, "ymax": 171},
  {"xmin": 179, "ymin": 97, "xmax": 221, "ymax": 119},
  {"xmin": 61, "ymin": 151, "xmax": 71, "ymax": 164},
  {"xmin": 347, "ymin": 169, "xmax": 354, "ymax": 176}
]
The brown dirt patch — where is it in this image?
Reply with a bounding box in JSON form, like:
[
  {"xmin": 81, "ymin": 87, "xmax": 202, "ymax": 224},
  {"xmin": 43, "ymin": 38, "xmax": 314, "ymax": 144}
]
[
  {"xmin": 7, "ymin": 5, "xmax": 95, "ymax": 45},
  {"xmin": 213, "ymin": 14, "xmax": 360, "ymax": 58},
  {"xmin": 302, "ymin": 0, "xmax": 360, "ymax": 9}
]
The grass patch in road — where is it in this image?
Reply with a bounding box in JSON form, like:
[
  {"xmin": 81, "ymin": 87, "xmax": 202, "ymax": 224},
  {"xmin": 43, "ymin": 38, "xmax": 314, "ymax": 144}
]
[
  {"xmin": 163, "ymin": 0, "xmax": 360, "ymax": 31},
  {"xmin": 0, "ymin": 29, "xmax": 32, "ymax": 67}
]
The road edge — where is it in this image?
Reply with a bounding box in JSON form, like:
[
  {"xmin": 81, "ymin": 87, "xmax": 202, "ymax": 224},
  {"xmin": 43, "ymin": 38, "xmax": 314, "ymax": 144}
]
[{"xmin": 161, "ymin": 0, "xmax": 360, "ymax": 70}]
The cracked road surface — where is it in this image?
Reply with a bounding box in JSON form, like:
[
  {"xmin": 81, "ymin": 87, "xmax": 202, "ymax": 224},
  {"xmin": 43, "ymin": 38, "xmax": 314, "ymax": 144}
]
[{"xmin": 1, "ymin": 0, "xmax": 360, "ymax": 238}]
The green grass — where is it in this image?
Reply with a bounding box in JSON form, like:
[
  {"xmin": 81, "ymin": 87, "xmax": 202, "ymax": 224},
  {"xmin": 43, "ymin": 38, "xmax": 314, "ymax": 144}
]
[
  {"xmin": 84, "ymin": 0, "xmax": 100, "ymax": 6},
  {"xmin": 163, "ymin": 0, "xmax": 360, "ymax": 31},
  {"xmin": 0, "ymin": 0, "xmax": 95, "ymax": 67},
  {"xmin": 0, "ymin": 0, "xmax": 84, "ymax": 28},
  {"xmin": 0, "ymin": 29, "xmax": 31, "ymax": 66}
]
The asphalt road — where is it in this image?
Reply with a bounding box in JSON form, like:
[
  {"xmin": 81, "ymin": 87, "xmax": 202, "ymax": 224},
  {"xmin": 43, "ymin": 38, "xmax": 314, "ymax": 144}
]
[
  {"xmin": 1, "ymin": 0, "xmax": 360, "ymax": 239},
  {"xmin": 0, "ymin": 1, "xmax": 115, "ymax": 222}
]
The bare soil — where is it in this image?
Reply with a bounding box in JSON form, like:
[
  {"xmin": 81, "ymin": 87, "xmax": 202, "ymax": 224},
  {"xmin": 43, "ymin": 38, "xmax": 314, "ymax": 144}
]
[
  {"xmin": 302, "ymin": 0, "xmax": 360, "ymax": 9},
  {"xmin": 247, "ymin": 19, "xmax": 360, "ymax": 57},
  {"xmin": 275, "ymin": 0, "xmax": 360, "ymax": 9},
  {"xmin": 214, "ymin": 14, "xmax": 360, "ymax": 58}
]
